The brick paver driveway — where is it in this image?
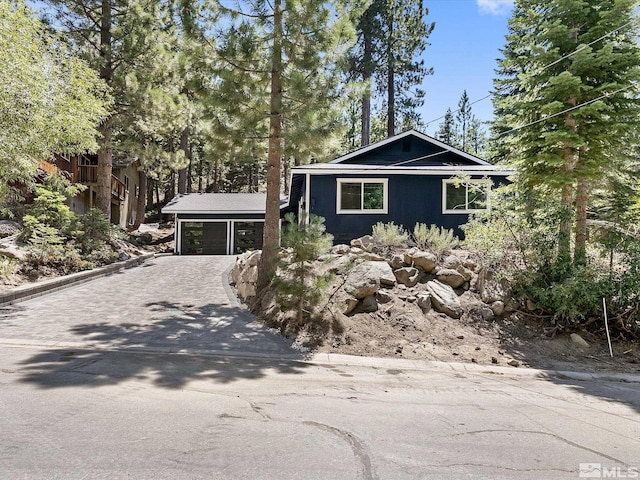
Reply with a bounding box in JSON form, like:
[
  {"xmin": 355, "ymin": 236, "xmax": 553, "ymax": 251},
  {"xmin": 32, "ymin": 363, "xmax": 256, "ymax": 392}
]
[{"xmin": 0, "ymin": 256, "xmax": 298, "ymax": 357}]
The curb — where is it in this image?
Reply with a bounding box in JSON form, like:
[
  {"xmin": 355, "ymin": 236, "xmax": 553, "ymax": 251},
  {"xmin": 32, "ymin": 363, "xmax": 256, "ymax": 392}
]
[
  {"xmin": 1, "ymin": 338, "xmax": 638, "ymax": 384},
  {"xmin": 0, "ymin": 252, "xmax": 156, "ymax": 307},
  {"xmin": 307, "ymin": 352, "xmax": 640, "ymax": 384}
]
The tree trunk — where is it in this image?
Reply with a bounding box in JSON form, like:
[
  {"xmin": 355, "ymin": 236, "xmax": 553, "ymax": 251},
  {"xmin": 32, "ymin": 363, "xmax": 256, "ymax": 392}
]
[
  {"xmin": 96, "ymin": 0, "xmax": 113, "ymax": 219},
  {"xmin": 133, "ymin": 169, "xmax": 147, "ymax": 230},
  {"xmin": 559, "ymin": 104, "xmax": 577, "ymax": 263},
  {"xmin": 178, "ymin": 127, "xmax": 189, "ymax": 194},
  {"xmin": 360, "ymin": 21, "xmax": 372, "ymax": 147},
  {"xmin": 96, "ymin": 119, "xmax": 113, "ymax": 217},
  {"xmin": 574, "ymin": 176, "xmax": 588, "ymax": 265},
  {"xmin": 258, "ymin": 0, "xmax": 283, "ymax": 291},
  {"xmin": 386, "ymin": 13, "xmax": 395, "ymax": 138}
]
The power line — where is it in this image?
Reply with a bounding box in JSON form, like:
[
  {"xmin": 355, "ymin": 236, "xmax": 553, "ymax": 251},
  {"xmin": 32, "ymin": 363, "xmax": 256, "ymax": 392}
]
[
  {"xmin": 424, "ymin": 21, "xmax": 635, "ymax": 128},
  {"xmin": 496, "ymin": 82, "xmax": 638, "ymax": 137}
]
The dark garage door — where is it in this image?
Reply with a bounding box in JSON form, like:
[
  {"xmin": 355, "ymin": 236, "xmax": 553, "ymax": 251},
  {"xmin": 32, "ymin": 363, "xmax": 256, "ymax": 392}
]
[
  {"xmin": 233, "ymin": 221, "xmax": 264, "ymax": 254},
  {"xmin": 181, "ymin": 222, "xmax": 228, "ymax": 255}
]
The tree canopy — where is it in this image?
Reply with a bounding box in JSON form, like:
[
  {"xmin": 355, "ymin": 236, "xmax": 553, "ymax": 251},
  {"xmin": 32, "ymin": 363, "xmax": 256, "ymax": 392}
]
[{"xmin": 0, "ymin": 0, "xmax": 109, "ymax": 203}]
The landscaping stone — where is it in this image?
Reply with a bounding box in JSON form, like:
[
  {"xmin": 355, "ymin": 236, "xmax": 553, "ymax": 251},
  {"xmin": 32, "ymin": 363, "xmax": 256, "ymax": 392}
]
[
  {"xmin": 404, "ymin": 248, "xmax": 437, "ymax": 273},
  {"xmin": 393, "ymin": 267, "xmax": 420, "ymax": 287},
  {"xmin": 436, "ymin": 268, "xmax": 466, "ymax": 288},
  {"xmin": 426, "ymin": 280, "xmax": 463, "ymax": 319}
]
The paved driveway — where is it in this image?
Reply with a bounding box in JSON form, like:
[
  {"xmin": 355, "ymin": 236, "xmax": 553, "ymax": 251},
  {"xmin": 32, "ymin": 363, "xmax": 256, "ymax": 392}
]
[{"xmin": 0, "ymin": 256, "xmax": 298, "ymax": 357}]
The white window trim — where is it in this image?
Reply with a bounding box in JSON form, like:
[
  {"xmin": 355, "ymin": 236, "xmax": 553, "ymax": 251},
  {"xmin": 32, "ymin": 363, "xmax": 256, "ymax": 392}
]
[
  {"xmin": 442, "ymin": 179, "xmax": 491, "ymax": 214},
  {"xmin": 336, "ymin": 178, "xmax": 388, "ymax": 214}
]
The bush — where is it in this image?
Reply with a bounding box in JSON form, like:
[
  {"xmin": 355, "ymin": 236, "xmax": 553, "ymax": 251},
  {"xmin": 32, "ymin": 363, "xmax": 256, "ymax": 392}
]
[
  {"xmin": 462, "ymin": 185, "xmax": 640, "ymax": 337},
  {"xmin": 74, "ymin": 208, "xmax": 118, "ymax": 256},
  {"xmin": 372, "ymin": 221, "xmax": 409, "ymax": 247},
  {"xmin": 412, "ymin": 223, "xmax": 458, "ymax": 254}
]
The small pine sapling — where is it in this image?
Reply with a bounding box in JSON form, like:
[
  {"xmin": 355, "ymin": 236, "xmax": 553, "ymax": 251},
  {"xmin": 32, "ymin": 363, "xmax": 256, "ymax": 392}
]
[{"xmin": 275, "ymin": 212, "xmax": 334, "ymax": 329}]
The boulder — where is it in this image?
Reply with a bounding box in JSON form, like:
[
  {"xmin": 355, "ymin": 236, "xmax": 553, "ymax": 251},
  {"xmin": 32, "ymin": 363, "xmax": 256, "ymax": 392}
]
[
  {"xmin": 343, "ymin": 296, "xmax": 359, "ymax": 315},
  {"xmin": 376, "ymin": 290, "xmax": 393, "ymax": 304},
  {"xmin": 426, "ymin": 280, "xmax": 463, "ymax": 319},
  {"xmin": 388, "ymin": 254, "xmax": 404, "ymax": 269},
  {"xmin": 416, "ymin": 293, "xmax": 431, "ymax": 312},
  {"xmin": 363, "ymin": 252, "xmax": 385, "ymax": 262},
  {"xmin": 442, "ymin": 255, "xmax": 462, "ymax": 270},
  {"xmin": 477, "ymin": 268, "xmax": 512, "ymax": 304},
  {"xmin": 0, "ymin": 221, "xmax": 21, "ymax": 238},
  {"xmin": 331, "ymin": 244, "xmax": 351, "ymax": 255},
  {"xmin": 344, "ymin": 261, "xmax": 389, "ymax": 299},
  {"xmin": 570, "ymin": 333, "xmax": 590, "ymax": 349},
  {"xmin": 404, "ymin": 248, "xmax": 437, "ymax": 273},
  {"xmin": 456, "ymin": 265, "xmax": 473, "ymax": 282},
  {"xmin": 393, "ymin": 267, "xmax": 420, "ymax": 287},
  {"xmin": 0, "ymin": 236, "xmax": 27, "ymax": 261},
  {"xmin": 436, "ymin": 268, "xmax": 466, "ymax": 289},
  {"xmin": 360, "ymin": 295, "xmax": 378, "ymax": 313},
  {"xmin": 350, "ymin": 235, "xmax": 375, "ymax": 252},
  {"xmin": 491, "ymin": 301, "xmax": 505, "ymax": 317},
  {"xmin": 237, "ymin": 282, "xmax": 256, "ymax": 298}
]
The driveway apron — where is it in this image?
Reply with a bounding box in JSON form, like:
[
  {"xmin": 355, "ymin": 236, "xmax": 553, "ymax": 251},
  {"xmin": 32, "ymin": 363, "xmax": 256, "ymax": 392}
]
[{"xmin": 0, "ymin": 256, "xmax": 297, "ymax": 357}]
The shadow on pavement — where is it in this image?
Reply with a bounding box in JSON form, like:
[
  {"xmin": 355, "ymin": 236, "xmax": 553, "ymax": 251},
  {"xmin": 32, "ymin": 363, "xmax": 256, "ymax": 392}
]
[{"xmin": 16, "ymin": 300, "xmax": 309, "ymax": 389}]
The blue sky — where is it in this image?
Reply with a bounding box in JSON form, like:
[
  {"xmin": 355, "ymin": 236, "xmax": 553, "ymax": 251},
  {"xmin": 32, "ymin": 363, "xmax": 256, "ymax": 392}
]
[{"xmin": 419, "ymin": 0, "xmax": 514, "ymax": 135}]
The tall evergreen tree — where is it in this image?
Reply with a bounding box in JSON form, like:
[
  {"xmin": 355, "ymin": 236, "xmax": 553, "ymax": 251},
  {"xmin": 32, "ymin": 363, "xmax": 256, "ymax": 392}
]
[
  {"xmin": 456, "ymin": 90, "xmax": 472, "ymax": 151},
  {"xmin": 349, "ymin": 0, "xmax": 433, "ymax": 144},
  {"xmin": 492, "ymin": 0, "xmax": 640, "ymax": 265},
  {"xmin": 213, "ymin": 0, "xmax": 358, "ymax": 287},
  {"xmin": 435, "ymin": 108, "xmax": 456, "ymax": 145},
  {"xmin": 44, "ymin": 0, "xmax": 169, "ymax": 219}
]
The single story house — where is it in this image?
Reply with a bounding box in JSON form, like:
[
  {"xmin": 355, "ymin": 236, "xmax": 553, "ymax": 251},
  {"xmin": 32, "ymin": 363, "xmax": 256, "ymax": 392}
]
[
  {"xmin": 282, "ymin": 129, "xmax": 513, "ymax": 244},
  {"xmin": 163, "ymin": 130, "xmax": 513, "ymax": 254},
  {"xmin": 161, "ymin": 193, "xmax": 267, "ymax": 255}
]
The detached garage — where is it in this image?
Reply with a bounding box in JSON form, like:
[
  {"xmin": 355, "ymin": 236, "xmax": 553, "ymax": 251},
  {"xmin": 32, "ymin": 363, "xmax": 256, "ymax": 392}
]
[{"xmin": 162, "ymin": 193, "xmax": 265, "ymax": 255}]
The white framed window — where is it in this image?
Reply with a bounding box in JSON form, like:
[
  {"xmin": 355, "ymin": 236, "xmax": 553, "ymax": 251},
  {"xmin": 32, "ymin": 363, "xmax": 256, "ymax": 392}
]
[
  {"xmin": 442, "ymin": 179, "xmax": 490, "ymax": 213},
  {"xmin": 337, "ymin": 178, "xmax": 388, "ymax": 214}
]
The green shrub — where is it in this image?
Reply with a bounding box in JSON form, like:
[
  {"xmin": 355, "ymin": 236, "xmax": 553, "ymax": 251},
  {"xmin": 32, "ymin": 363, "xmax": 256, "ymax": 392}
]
[
  {"xmin": 74, "ymin": 208, "xmax": 118, "ymax": 256},
  {"xmin": 412, "ymin": 223, "xmax": 458, "ymax": 254},
  {"xmin": 372, "ymin": 221, "xmax": 409, "ymax": 247}
]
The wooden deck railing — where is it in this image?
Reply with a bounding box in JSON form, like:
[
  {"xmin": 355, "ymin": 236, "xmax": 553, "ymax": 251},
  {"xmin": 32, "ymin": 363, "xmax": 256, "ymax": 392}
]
[
  {"xmin": 76, "ymin": 165, "xmax": 127, "ymax": 200},
  {"xmin": 37, "ymin": 160, "xmax": 59, "ymax": 175}
]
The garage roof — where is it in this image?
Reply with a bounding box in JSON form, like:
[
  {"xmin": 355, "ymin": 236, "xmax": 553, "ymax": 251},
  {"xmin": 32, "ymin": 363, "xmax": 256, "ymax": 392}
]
[{"xmin": 162, "ymin": 193, "xmax": 267, "ymax": 214}]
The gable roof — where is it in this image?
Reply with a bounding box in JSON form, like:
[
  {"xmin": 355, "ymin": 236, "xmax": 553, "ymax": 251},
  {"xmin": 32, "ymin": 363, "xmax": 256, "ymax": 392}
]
[{"xmin": 329, "ymin": 129, "xmax": 491, "ymax": 167}]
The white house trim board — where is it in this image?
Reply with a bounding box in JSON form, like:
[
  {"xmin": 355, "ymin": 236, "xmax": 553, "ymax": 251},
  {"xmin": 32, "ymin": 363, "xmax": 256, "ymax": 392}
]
[
  {"xmin": 293, "ymin": 166, "xmax": 514, "ymax": 177},
  {"xmin": 336, "ymin": 178, "xmax": 389, "ymax": 215},
  {"xmin": 305, "ymin": 172, "xmax": 311, "ymax": 224}
]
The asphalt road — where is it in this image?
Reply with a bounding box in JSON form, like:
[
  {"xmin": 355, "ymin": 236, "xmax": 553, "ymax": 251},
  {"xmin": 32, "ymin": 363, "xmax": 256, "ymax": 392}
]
[{"xmin": 1, "ymin": 345, "xmax": 639, "ymax": 480}]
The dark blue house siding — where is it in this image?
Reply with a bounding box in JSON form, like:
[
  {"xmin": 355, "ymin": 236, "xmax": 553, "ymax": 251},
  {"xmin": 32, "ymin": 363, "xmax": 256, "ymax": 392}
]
[{"xmin": 308, "ymin": 174, "xmax": 495, "ymax": 244}]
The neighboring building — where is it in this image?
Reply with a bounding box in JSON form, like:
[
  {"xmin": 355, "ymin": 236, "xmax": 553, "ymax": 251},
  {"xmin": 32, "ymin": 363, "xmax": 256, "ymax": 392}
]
[
  {"xmin": 282, "ymin": 129, "xmax": 513, "ymax": 244},
  {"xmin": 162, "ymin": 193, "xmax": 267, "ymax": 255},
  {"xmin": 51, "ymin": 153, "xmax": 140, "ymax": 228}
]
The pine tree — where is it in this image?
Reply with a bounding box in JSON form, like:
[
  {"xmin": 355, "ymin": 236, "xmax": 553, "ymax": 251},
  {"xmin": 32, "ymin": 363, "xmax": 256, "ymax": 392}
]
[
  {"xmin": 44, "ymin": 0, "xmax": 170, "ymax": 219},
  {"xmin": 435, "ymin": 108, "xmax": 456, "ymax": 145},
  {"xmin": 492, "ymin": 0, "xmax": 640, "ymax": 265},
  {"xmin": 350, "ymin": 0, "xmax": 434, "ymax": 144},
  {"xmin": 456, "ymin": 90, "xmax": 472, "ymax": 151},
  {"xmin": 213, "ymin": 0, "xmax": 358, "ymax": 288}
]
